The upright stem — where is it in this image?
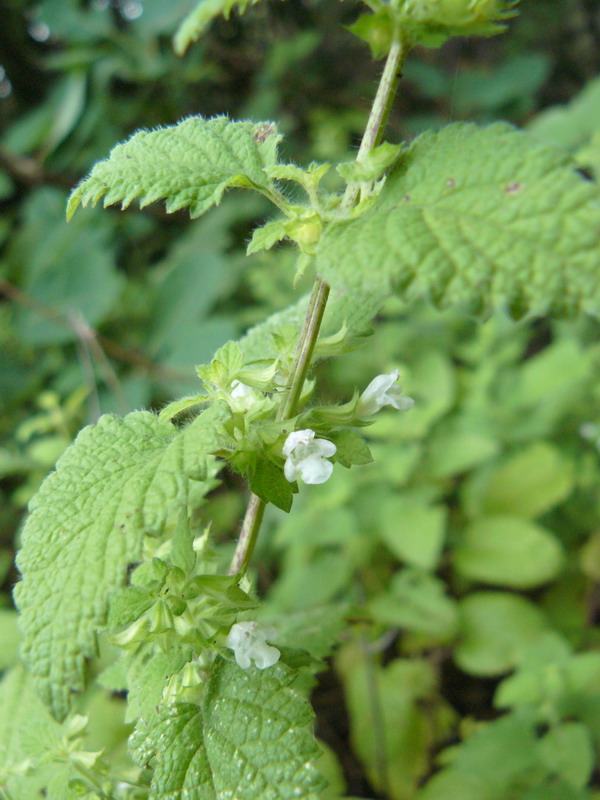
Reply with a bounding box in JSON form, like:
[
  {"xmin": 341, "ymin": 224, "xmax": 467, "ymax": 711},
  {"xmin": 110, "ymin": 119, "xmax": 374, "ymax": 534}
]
[
  {"xmin": 229, "ymin": 37, "xmax": 405, "ymax": 576},
  {"xmin": 229, "ymin": 493, "xmax": 265, "ymax": 575},
  {"xmin": 342, "ymin": 37, "xmax": 404, "ymax": 212}
]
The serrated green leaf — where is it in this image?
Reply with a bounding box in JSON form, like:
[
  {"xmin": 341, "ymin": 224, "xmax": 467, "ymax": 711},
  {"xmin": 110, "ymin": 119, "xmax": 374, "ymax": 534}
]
[
  {"xmin": 454, "ymin": 516, "xmax": 564, "ymax": 589},
  {"xmin": 332, "ymin": 430, "xmax": 373, "ymax": 468},
  {"xmin": 130, "ymin": 659, "xmax": 325, "ymax": 800},
  {"xmin": 125, "ymin": 646, "xmax": 190, "ymax": 723},
  {"xmin": 159, "ymin": 394, "xmax": 209, "ymax": 422},
  {"xmin": 347, "ymin": 10, "xmax": 394, "ymax": 59},
  {"xmin": 316, "ymin": 123, "xmax": 600, "ymax": 319},
  {"xmin": 131, "ymin": 557, "xmax": 171, "ymax": 588},
  {"xmin": 0, "ymin": 665, "xmax": 62, "ymax": 800},
  {"xmin": 174, "ymin": 0, "xmax": 271, "ymax": 54},
  {"xmin": 171, "ymin": 511, "xmax": 197, "ymax": 573},
  {"xmin": 197, "ymin": 340, "xmax": 245, "ymax": 388},
  {"xmin": 107, "ymin": 586, "xmax": 155, "ymax": 630},
  {"xmin": 67, "ymin": 116, "xmax": 281, "ymax": 220},
  {"xmin": 181, "ymin": 402, "xmax": 232, "ymax": 480},
  {"xmin": 190, "ymin": 575, "xmax": 258, "ymax": 609},
  {"xmin": 14, "ymin": 407, "xmax": 224, "ymax": 720},
  {"xmin": 247, "ymin": 219, "xmax": 287, "ymax": 255},
  {"xmin": 0, "ymin": 665, "xmax": 55, "ymax": 771},
  {"xmin": 249, "ymin": 457, "xmax": 296, "ymax": 512}
]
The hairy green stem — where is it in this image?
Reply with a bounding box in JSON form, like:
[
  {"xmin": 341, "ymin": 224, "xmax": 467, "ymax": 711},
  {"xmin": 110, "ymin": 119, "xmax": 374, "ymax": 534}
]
[
  {"xmin": 229, "ymin": 492, "xmax": 265, "ymax": 575},
  {"xmin": 229, "ymin": 38, "xmax": 405, "ymax": 576},
  {"xmin": 342, "ymin": 37, "xmax": 404, "ymax": 212}
]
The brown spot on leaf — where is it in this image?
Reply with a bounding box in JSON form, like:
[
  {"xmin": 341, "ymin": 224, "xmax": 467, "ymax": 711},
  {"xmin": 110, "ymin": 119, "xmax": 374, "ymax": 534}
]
[
  {"xmin": 403, "ymin": 195, "xmax": 411, "ymax": 202},
  {"xmin": 253, "ymin": 122, "xmax": 277, "ymax": 143},
  {"xmin": 446, "ymin": 178, "xmax": 456, "ymax": 189},
  {"xmin": 505, "ymin": 181, "xmax": 522, "ymax": 195}
]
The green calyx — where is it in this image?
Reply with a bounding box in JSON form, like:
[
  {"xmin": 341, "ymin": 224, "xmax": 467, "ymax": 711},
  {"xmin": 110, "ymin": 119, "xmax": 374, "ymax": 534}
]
[{"xmin": 352, "ymin": 0, "xmax": 518, "ymax": 54}]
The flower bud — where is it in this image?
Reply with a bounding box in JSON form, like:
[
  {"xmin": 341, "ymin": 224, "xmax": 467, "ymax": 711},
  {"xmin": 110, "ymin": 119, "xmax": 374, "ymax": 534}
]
[{"xmin": 357, "ymin": 370, "xmax": 414, "ymax": 417}]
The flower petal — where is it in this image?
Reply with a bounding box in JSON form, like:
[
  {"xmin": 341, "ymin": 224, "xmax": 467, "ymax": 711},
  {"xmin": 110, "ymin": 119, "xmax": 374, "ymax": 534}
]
[
  {"xmin": 253, "ymin": 644, "xmax": 281, "ymax": 669},
  {"xmin": 282, "ymin": 428, "xmax": 315, "ymax": 457},
  {"xmin": 234, "ymin": 650, "xmax": 252, "ymax": 669},
  {"xmin": 315, "ymin": 438, "xmax": 337, "ymax": 458},
  {"xmin": 284, "ymin": 457, "xmax": 299, "ymax": 482},
  {"xmin": 298, "ymin": 455, "xmax": 334, "ymax": 485}
]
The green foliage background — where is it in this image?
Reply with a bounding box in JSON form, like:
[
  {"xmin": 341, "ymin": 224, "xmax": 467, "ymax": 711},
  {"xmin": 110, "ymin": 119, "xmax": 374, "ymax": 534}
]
[{"xmin": 2, "ymin": 1, "xmax": 600, "ymax": 798}]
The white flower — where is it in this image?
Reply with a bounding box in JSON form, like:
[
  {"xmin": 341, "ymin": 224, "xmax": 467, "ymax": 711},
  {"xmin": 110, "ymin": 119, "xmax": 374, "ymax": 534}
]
[
  {"xmin": 230, "ymin": 379, "xmax": 253, "ymax": 399},
  {"xmin": 357, "ymin": 369, "xmax": 414, "ymax": 417},
  {"xmin": 282, "ymin": 429, "xmax": 337, "ymax": 485},
  {"xmin": 227, "ymin": 621, "xmax": 280, "ymax": 670},
  {"xmin": 229, "ymin": 379, "xmax": 260, "ymax": 412}
]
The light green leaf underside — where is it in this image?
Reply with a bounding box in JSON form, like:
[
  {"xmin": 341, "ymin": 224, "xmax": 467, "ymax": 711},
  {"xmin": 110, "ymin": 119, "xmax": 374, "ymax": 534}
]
[
  {"xmin": 0, "ymin": 665, "xmax": 57, "ymax": 774},
  {"xmin": 14, "ymin": 407, "xmax": 225, "ymax": 720},
  {"xmin": 130, "ymin": 659, "xmax": 325, "ymax": 800},
  {"xmin": 67, "ymin": 116, "xmax": 280, "ymax": 220},
  {"xmin": 239, "ymin": 290, "xmax": 384, "ymax": 362},
  {"xmin": 316, "ymin": 122, "xmax": 600, "ymax": 319},
  {"xmin": 174, "ymin": 0, "xmax": 271, "ymax": 54},
  {"xmin": 0, "ymin": 664, "xmax": 69, "ymax": 800}
]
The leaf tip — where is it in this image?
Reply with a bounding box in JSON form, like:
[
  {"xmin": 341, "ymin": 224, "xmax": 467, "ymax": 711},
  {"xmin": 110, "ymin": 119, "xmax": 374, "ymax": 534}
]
[{"xmin": 66, "ymin": 193, "xmax": 80, "ymax": 221}]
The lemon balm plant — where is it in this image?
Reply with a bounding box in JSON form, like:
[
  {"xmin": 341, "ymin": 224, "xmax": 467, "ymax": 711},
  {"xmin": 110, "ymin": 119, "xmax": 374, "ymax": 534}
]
[{"xmin": 5, "ymin": 1, "xmax": 600, "ymax": 798}]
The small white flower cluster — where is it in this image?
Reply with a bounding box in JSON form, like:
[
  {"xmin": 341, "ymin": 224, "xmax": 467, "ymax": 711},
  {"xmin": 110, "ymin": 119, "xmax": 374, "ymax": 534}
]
[
  {"xmin": 226, "ymin": 621, "xmax": 280, "ymax": 670},
  {"xmin": 282, "ymin": 370, "xmax": 413, "ymax": 486},
  {"xmin": 283, "ymin": 429, "xmax": 337, "ymax": 485}
]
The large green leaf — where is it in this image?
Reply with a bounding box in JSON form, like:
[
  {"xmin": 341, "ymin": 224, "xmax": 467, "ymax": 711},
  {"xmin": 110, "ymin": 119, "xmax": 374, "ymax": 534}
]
[
  {"xmin": 130, "ymin": 659, "xmax": 325, "ymax": 800},
  {"xmin": 316, "ymin": 123, "xmax": 600, "ymax": 319},
  {"xmin": 453, "ymin": 516, "xmax": 564, "ymax": 589},
  {"xmin": 0, "ymin": 665, "xmax": 55, "ymax": 775},
  {"xmin": 67, "ymin": 116, "xmax": 281, "ymax": 220},
  {"xmin": 0, "ymin": 665, "xmax": 63, "ymax": 800},
  {"xmin": 14, "ymin": 406, "xmax": 226, "ymax": 720},
  {"xmin": 463, "ymin": 442, "xmax": 574, "ymax": 519}
]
